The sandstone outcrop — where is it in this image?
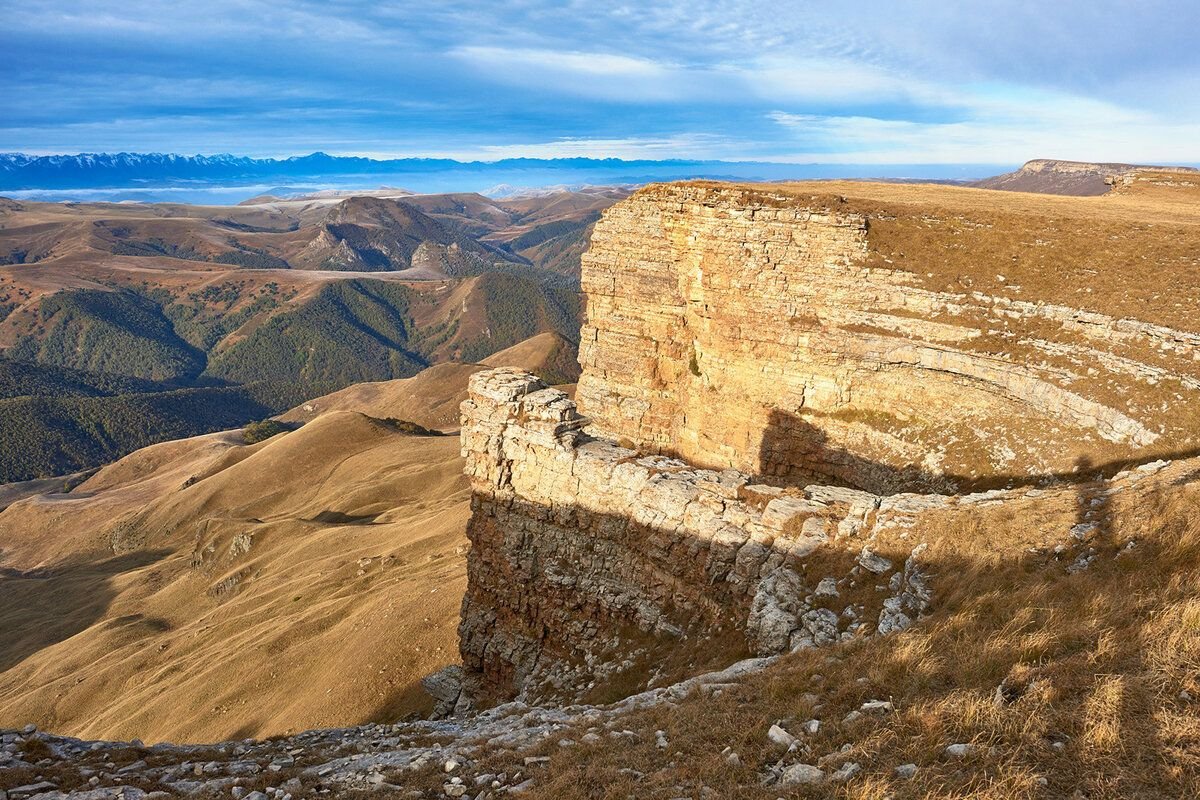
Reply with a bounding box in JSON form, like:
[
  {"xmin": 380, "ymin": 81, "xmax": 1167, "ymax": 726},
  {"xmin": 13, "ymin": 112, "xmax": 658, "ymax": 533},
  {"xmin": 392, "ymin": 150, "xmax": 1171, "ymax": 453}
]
[
  {"xmin": 455, "ymin": 179, "xmax": 1200, "ymax": 706},
  {"xmin": 577, "ymin": 183, "xmax": 1200, "ymax": 494},
  {"xmin": 458, "ymin": 368, "xmax": 933, "ymax": 705}
]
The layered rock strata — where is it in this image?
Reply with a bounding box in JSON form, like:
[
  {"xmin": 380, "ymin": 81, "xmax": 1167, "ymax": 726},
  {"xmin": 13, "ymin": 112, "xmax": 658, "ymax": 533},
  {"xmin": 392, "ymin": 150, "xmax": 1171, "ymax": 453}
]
[
  {"xmin": 456, "ymin": 368, "xmax": 1173, "ymax": 706},
  {"xmin": 577, "ymin": 183, "xmax": 1199, "ymax": 493},
  {"xmin": 455, "ymin": 180, "xmax": 1200, "ymax": 706},
  {"xmin": 458, "ymin": 368, "xmax": 928, "ymax": 706}
]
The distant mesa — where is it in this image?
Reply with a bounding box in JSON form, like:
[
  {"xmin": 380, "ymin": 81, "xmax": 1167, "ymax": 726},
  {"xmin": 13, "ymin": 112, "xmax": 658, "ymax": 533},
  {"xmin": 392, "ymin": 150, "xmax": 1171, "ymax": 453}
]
[{"xmin": 972, "ymin": 158, "xmax": 1200, "ymax": 196}]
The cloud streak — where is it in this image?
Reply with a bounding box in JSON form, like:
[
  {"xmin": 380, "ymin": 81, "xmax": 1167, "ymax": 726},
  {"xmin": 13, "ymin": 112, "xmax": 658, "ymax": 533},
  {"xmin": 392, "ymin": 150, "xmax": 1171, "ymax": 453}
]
[{"xmin": 0, "ymin": 1, "xmax": 1197, "ymax": 164}]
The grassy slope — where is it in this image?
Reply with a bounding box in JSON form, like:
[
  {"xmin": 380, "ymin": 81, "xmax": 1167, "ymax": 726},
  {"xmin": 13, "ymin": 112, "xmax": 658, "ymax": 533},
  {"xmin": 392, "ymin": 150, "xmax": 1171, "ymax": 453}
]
[
  {"xmin": 0, "ymin": 331, "xmax": 574, "ymax": 742},
  {"xmin": 503, "ymin": 462, "xmax": 1200, "ymax": 800}
]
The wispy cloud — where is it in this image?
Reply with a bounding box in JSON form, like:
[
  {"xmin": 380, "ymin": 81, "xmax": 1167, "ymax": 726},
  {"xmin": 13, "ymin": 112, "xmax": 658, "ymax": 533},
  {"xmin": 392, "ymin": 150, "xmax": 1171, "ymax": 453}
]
[{"xmin": 1, "ymin": 1, "xmax": 1197, "ymax": 163}]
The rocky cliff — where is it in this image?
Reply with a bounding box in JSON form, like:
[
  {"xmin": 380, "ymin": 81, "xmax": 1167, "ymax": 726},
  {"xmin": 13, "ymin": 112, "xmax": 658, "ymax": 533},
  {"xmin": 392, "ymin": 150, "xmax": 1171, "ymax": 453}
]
[
  {"xmin": 455, "ymin": 179, "xmax": 1200, "ymax": 707},
  {"xmin": 457, "ymin": 368, "xmax": 932, "ymax": 707},
  {"xmin": 577, "ymin": 182, "xmax": 1200, "ymax": 494}
]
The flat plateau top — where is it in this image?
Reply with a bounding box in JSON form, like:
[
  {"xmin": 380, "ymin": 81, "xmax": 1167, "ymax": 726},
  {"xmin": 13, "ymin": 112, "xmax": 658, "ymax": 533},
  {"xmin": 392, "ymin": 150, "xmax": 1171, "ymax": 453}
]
[{"xmin": 647, "ymin": 177, "xmax": 1200, "ymax": 332}]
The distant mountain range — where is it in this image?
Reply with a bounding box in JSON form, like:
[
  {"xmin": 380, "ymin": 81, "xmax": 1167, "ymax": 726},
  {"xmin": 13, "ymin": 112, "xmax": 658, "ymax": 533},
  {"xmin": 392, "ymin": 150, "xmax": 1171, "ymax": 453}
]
[{"xmin": 0, "ymin": 152, "xmax": 1008, "ymax": 200}]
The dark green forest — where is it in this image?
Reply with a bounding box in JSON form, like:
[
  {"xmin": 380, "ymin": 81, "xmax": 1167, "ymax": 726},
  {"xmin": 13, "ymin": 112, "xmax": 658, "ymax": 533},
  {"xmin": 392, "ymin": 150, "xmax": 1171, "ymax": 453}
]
[{"xmin": 0, "ymin": 270, "xmax": 579, "ymax": 482}]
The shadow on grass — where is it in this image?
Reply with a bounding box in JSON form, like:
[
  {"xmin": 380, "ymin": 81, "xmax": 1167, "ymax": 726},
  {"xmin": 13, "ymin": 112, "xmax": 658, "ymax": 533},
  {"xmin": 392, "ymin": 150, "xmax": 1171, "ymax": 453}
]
[{"xmin": 0, "ymin": 549, "xmax": 171, "ymax": 674}]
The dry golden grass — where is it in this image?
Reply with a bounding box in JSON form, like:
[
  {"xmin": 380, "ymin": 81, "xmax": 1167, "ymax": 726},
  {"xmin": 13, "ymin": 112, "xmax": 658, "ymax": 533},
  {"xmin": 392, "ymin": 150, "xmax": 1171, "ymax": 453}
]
[
  {"xmin": 493, "ymin": 462, "xmax": 1200, "ymax": 799},
  {"xmin": 0, "ymin": 334, "xmax": 568, "ymax": 744},
  {"xmin": 687, "ymin": 177, "xmax": 1200, "ymax": 331}
]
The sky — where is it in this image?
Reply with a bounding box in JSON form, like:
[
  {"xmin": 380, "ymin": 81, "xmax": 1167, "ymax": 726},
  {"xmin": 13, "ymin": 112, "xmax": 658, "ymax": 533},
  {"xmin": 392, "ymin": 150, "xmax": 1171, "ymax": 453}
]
[{"xmin": 1, "ymin": 1, "xmax": 1198, "ymax": 164}]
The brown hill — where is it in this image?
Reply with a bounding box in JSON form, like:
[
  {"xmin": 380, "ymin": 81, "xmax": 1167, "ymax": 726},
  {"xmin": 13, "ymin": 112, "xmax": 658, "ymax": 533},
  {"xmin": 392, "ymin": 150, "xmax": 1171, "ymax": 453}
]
[
  {"xmin": 279, "ymin": 330, "xmax": 579, "ymax": 430},
  {"xmin": 0, "ymin": 331, "xmax": 575, "ymax": 743}
]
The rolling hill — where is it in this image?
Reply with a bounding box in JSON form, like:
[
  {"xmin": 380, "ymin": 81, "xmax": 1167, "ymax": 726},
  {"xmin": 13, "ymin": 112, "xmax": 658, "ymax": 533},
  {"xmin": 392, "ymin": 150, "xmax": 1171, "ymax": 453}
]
[
  {"xmin": 0, "ymin": 189, "xmax": 617, "ymax": 481},
  {"xmin": 0, "ymin": 332, "xmax": 566, "ymax": 743}
]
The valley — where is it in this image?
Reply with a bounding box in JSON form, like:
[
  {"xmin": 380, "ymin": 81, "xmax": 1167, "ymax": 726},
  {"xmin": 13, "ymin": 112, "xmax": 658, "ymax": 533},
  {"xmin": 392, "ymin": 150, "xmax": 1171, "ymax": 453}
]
[{"xmin": 0, "ymin": 188, "xmax": 622, "ymax": 481}]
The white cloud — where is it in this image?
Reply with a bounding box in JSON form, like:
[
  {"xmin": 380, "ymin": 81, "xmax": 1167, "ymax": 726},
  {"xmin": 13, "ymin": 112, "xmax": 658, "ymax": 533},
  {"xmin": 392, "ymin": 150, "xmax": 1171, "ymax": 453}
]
[
  {"xmin": 412, "ymin": 134, "xmax": 735, "ymax": 161},
  {"xmin": 767, "ymin": 106, "xmax": 1200, "ymax": 164},
  {"xmin": 449, "ymin": 46, "xmax": 691, "ymax": 101}
]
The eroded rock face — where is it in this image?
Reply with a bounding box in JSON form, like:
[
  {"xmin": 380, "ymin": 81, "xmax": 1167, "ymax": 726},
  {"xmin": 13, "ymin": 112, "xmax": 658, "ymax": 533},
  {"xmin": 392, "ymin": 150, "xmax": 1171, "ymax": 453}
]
[
  {"xmin": 454, "ymin": 181, "xmax": 1200, "ymax": 707},
  {"xmin": 458, "ymin": 369, "xmax": 925, "ymax": 706},
  {"xmin": 577, "ymin": 183, "xmax": 1198, "ymax": 493}
]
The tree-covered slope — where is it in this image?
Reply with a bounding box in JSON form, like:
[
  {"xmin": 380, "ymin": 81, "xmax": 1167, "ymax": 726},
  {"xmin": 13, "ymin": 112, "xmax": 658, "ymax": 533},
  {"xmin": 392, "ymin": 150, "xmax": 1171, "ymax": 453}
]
[
  {"xmin": 7, "ymin": 289, "xmax": 205, "ymax": 382},
  {"xmin": 204, "ymin": 280, "xmax": 428, "ymax": 401},
  {"xmin": 0, "ymin": 386, "xmax": 273, "ymax": 482}
]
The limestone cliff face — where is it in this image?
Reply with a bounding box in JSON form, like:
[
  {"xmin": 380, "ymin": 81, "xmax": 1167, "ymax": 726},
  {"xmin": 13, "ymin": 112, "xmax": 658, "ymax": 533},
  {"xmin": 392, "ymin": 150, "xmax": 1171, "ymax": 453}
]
[
  {"xmin": 453, "ymin": 180, "xmax": 1200, "ymax": 708},
  {"xmin": 457, "ymin": 369, "xmax": 928, "ymax": 706},
  {"xmin": 578, "ymin": 183, "xmax": 1197, "ymax": 494}
]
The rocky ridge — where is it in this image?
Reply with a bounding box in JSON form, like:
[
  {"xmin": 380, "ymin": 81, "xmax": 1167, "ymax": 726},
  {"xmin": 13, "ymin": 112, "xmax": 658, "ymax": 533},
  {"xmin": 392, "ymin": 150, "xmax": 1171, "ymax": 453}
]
[{"xmin": 451, "ymin": 367, "xmax": 1174, "ymax": 708}]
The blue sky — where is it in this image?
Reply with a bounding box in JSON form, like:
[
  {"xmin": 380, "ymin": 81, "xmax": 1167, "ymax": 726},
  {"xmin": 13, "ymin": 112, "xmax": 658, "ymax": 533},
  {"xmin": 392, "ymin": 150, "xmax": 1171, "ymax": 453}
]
[{"xmin": 2, "ymin": 1, "xmax": 1198, "ymax": 163}]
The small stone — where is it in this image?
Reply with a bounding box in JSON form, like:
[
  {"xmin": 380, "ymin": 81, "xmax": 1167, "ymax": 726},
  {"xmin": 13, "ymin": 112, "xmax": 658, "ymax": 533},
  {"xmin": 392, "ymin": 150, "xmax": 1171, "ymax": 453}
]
[
  {"xmin": 814, "ymin": 577, "xmax": 839, "ymax": 599},
  {"xmin": 21, "ymin": 725, "xmax": 36, "ymax": 735},
  {"xmin": 895, "ymin": 763, "xmax": 918, "ymax": 778},
  {"xmin": 444, "ymin": 759, "xmax": 459, "ymax": 774},
  {"xmin": 779, "ymin": 763, "xmax": 825, "ymax": 786},
  {"xmin": 232, "ymin": 788, "xmax": 247, "ymax": 799},
  {"xmin": 830, "ymin": 762, "xmax": 861, "ymax": 782},
  {"xmin": 443, "ymin": 784, "xmax": 467, "ymax": 798},
  {"xmin": 1180, "ymin": 690, "xmax": 1193, "ymax": 702},
  {"xmin": 244, "ymin": 793, "xmax": 269, "ymax": 800},
  {"xmin": 803, "ymin": 719, "xmax": 820, "ymax": 735},
  {"xmin": 860, "ymin": 699, "xmax": 893, "ymax": 714},
  {"xmin": 655, "ymin": 730, "xmax": 669, "ymax": 749},
  {"xmin": 945, "ymin": 743, "xmax": 972, "ymax": 758},
  {"xmin": 523, "ymin": 756, "xmax": 550, "ymax": 767},
  {"xmin": 767, "ymin": 724, "xmax": 796, "ymax": 749}
]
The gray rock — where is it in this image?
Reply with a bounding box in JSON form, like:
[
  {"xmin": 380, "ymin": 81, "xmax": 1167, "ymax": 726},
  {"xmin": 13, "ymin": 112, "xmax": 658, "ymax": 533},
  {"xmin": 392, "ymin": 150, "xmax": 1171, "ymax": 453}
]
[
  {"xmin": 748, "ymin": 568, "xmax": 806, "ymax": 655},
  {"xmin": 423, "ymin": 666, "xmax": 465, "ymax": 719},
  {"xmin": 857, "ymin": 547, "xmax": 892, "ymax": 574},
  {"xmin": 799, "ymin": 608, "xmax": 840, "ymax": 646},
  {"xmin": 830, "ymin": 762, "xmax": 861, "ymax": 782},
  {"xmin": 895, "ymin": 763, "xmax": 918, "ymax": 778},
  {"xmin": 945, "ymin": 743, "xmax": 972, "ymax": 758},
  {"xmin": 876, "ymin": 597, "xmax": 913, "ymax": 635},
  {"xmin": 814, "ymin": 577, "xmax": 840, "ymax": 599},
  {"xmin": 766, "ymin": 724, "xmax": 796, "ymax": 749},
  {"xmin": 779, "ymin": 763, "xmax": 825, "ymax": 786}
]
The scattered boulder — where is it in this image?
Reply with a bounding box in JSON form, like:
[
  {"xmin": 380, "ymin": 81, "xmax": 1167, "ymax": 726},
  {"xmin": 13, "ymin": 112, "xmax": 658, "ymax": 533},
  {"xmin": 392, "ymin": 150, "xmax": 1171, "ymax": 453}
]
[
  {"xmin": 814, "ymin": 577, "xmax": 840, "ymax": 599},
  {"xmin": 830, "ymin": 762, "xmax": 861, "ymax": 782},
  {"xmin": 779, "ymin": 763, "xmax": 825, "ymax": 786},
  {"xmin": 767, "ymin": 724, "xmax": 796, "ymax": 749},
  {"xmin": 857, "ymin": 547, "xmax": 892, "ymax": 574}
]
